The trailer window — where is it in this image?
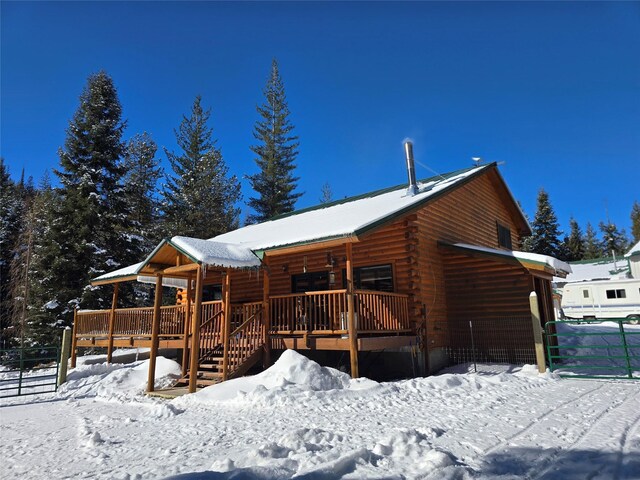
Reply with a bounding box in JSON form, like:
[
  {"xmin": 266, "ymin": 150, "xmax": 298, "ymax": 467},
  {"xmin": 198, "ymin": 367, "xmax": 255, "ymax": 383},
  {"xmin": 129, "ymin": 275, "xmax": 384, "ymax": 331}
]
[
  {"xmin": 582, "ymin": 290, "xmax": 589, "ymax": 298},
  {"xmin": 606, "ymin": 289, "xmax": 626, "ymax": 299}
]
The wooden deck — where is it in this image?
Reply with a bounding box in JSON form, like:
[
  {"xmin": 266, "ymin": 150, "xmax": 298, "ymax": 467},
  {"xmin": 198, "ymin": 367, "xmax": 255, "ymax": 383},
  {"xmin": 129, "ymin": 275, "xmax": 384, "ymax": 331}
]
[{"xmin": 72, "ymin": 289, "xmax": 413, "ymax": 391}]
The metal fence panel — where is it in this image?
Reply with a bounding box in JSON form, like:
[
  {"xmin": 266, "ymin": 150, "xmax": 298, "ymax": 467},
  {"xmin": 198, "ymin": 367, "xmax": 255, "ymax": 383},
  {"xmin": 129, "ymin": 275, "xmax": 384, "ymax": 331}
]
[
  {"xmin": 0, "ymin": 346, "xmax": 60, "ymax": 398},
  {"xmin": 545, "ymin": 319, "xmax": 640, "ymax": 380}
]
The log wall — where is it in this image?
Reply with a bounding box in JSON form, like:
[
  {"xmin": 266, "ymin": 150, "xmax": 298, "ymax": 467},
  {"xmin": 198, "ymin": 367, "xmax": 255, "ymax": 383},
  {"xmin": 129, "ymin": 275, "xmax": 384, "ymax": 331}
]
[{"xmin": 412, "ymin": 169, "xmax": 530, "ymax": 358}]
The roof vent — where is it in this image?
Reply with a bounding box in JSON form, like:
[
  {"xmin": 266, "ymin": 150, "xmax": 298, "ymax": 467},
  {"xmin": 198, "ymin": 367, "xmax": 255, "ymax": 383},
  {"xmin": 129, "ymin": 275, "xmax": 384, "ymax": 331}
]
[{"xmin": 404, "ymin": 141, "xmax": 418, "ymax": 196}]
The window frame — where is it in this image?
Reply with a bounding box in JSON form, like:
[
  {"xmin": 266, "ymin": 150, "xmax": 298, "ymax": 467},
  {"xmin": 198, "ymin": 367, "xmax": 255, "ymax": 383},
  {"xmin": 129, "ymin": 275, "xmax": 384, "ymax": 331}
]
[
  {"xmin": 342, "ymin": 263, "xmax": 395, "ymax": 293},
  {"xmin": 496, "ymin": 222, "xmax": 513, "ymax": 250}
]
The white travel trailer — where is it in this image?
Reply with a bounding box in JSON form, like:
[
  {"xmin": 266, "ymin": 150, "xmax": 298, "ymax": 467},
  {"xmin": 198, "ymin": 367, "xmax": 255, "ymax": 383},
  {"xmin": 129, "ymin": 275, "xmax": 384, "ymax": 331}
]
[{"xmin": 561, "ymin": 279, "xmax": 640, "ymax": 322}]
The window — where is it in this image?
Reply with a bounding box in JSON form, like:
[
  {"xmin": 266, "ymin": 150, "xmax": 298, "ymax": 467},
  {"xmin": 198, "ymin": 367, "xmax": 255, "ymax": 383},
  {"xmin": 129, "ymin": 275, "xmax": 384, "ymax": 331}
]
[
  {"xmin": 291, "ymin": 271, "xmax": 329, "ymax": 293},
  {"xmin": 497, "ymin": 223, "xmax": 512, "ymax": 249},
  {"xmin": 343, "ymin": 264, "xmax": 394, "ymax": 292},
  {"xmin": 202, "ymin": 285, "xmax": 222, "ymax": 302},
  {"xmin": 583, "ymin": 290, "xmax": 589, "ymax": 298},
  {"xmin": 606, "ymin": 289, "xmax": 626, "ymax": 299}
]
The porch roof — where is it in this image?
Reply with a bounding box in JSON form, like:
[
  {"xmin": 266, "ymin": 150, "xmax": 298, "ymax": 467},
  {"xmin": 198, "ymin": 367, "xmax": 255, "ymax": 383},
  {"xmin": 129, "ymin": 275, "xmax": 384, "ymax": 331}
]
[
  {"xmin": 91, "ymin": 236, "xmax": 261, "ymax": 285},
  {"xmin": 440, "ymin": 242, "xmax": 572, "ymax": 277},
  {"xmin": 211, "ymin": 164, "xmax": 502, "ymax": 253}
]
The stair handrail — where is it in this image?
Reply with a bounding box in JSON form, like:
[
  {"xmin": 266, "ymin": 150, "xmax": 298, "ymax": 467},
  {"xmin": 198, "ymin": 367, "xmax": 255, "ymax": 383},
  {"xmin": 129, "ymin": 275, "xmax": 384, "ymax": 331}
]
[
  {"xmin": 200, "ymin": 309, "xmax": 224, "ymax": 332},
  {"xmin": 229, "ymin": 305, "xmax": 264, "ymax": 338}
]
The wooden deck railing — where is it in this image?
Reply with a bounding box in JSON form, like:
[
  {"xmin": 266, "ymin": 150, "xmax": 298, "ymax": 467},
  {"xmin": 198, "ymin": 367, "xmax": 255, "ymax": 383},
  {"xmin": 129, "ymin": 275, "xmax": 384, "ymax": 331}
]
[
  {"xmin": 355, "ymin": 290, "xmax": 410, "ymax": 331},
  {"xmin": 270, "ymin": 290, "xmax": 348, "ymax": 332},
  {"xmin": 269, "ymin": 289, "xmax": 410, "ymax": 333},
  {"xmin": 76, "ymin": 300, "xmax": 223, "ymax": 338},
  {"xmin": 76, "ymin": 310, "xmax": 111, "ymax": 336},
  {"xmin": 76, "ymin": 291, "xmax": 411, "ymax": 339}
]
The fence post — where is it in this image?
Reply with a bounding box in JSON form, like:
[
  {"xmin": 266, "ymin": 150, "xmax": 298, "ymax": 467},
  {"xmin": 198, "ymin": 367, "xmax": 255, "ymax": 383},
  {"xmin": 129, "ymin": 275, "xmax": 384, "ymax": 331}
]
[
  {"xmin": 57, "ymin": 327, "xmax": 72, "ymax": 387},
  {"xmin": 529, "ymin": 292, "xmax": 546, "ymax": 374},
  {"xmin": 618, "ymin": 320, "xmax": 634, "ymax": 379}
]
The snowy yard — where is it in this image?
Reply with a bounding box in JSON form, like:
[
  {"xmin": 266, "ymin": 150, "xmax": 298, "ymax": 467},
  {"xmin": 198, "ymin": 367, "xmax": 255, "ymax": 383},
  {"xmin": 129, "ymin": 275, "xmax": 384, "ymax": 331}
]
[{"xmin": 1, "ymin": 350, "xmax": 639, "ymax": 479}]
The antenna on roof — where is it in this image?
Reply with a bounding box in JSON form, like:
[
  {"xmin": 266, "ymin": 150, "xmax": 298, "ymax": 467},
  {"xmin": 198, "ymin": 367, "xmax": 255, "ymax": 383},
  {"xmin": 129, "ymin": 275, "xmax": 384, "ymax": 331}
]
[{"xmin": 472, "ymin": 157, "xmax": 482, "ymax": 166}]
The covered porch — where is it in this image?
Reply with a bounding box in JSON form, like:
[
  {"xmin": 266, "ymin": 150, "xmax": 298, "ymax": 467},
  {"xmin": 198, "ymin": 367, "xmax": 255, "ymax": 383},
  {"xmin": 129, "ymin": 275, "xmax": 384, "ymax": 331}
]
[{"xmin": 72, "ymin": 236, "xmax": 415, "ymax": 393}]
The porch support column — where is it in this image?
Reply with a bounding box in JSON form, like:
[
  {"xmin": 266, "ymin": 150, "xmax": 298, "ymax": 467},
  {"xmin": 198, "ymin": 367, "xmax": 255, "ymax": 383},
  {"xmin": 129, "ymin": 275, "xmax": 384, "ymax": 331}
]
[
  {"xmin": 147, "ymin": 274, "xmax": 163, "ymax": 393},
  {"xmin": 221, "ymin": 269, "xmax": 232, "ymax": 381},
  {"xmin": 345, "ymin": 243, "xmax": 359, "ymax": 378},
  {"xmin": 106, "ymin": 283, "xmax": 119, "ymax": 363},
  {"xmin": 188, "ymin": 265, "xmax": 204, "ymax": 393},
  {"xmin": 181, "ymin": 274, "xmax": 193, "ymax": 378},
  {"xmin": 263, "ymin": 258, "xmax": 271, "ymax": 368}
]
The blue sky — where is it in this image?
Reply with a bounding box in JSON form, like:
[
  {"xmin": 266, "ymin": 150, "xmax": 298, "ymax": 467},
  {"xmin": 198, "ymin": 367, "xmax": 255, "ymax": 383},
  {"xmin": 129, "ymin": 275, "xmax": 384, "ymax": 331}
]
[{"xmin": 2, "ymin": 1, "xmax": 639, "ymax": 235}]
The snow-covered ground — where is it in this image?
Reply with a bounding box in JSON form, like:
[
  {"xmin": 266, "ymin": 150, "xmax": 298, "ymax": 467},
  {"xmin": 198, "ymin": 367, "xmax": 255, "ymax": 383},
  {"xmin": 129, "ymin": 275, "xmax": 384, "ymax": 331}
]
[{"xmin": 1, "ymin": 350, "xmax": 639, "ymax": 479}]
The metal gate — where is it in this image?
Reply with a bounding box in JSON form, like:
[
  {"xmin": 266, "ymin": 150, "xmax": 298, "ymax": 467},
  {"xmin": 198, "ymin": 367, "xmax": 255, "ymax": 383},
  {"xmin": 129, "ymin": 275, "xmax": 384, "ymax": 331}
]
[
  {"xmin": 545, "ymin": 319, "xmax": 640, "ymax": 379},
  {"xmin": 0, "ymin": 346, "xmax": 61, "ymax": 398}
]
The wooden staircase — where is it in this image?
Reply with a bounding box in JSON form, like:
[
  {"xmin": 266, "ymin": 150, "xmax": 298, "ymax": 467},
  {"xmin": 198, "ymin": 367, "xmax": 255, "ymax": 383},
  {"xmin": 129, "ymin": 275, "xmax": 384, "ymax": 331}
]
[{"xmin": 178, "ymin": 303, "xmax": 265, "ymax": 389}]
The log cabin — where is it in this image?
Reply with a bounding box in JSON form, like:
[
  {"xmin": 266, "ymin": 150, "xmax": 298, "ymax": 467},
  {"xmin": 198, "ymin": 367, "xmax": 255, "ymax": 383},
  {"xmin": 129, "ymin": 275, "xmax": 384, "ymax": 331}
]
[{"xmin": 73, "ymin": 143, "xmax": 571, "ymax": 393}]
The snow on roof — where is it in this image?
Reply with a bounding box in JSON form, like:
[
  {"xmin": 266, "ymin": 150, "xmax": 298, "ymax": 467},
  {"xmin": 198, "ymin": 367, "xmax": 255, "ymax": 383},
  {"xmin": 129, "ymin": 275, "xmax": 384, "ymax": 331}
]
[
  {"xmin": 625, "ymin": 240, "xmax": 640, "ymax": 258},
  {"xmin": 171, "ymin": 236, "xmax": 261, "ymax": 268},
  {"xmin": 452, "ymin": 242, "xmax": 572, "ymax": 276},
  {"xmin": 212, "ymin": 165, "xmax": 489, "ymax": 251},
  {"xmin": 92, "ymin": 261, "xmax": 145, "ymax": 283},
  {"xmin": 554, "ymin": 257, "xmax": 629, "ymax": 284},
  {"xmin": 136, "ymin": 276, "xmax": 190, "ymax": 289}
]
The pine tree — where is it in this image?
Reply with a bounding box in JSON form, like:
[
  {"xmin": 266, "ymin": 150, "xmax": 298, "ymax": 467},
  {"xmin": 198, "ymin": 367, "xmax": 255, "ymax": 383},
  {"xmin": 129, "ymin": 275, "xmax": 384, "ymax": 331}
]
[
  {"xmin": 319, "ymin": 182, "xmax": 333, "ymax": 204},
  {"xmin": 247, "ymin": 59, "xmax": 301, "ymax": 223},
  {"xmin": 631, "ymin": 201, "xmax": 640, "ymax": 243},
  {"xmin": 32, "ymin": 71, "xmax": 133, "ymax": 342},
  {"xmin": 163, "ymin": 96, "xmax": 241, "ymax": 239},
  {"xmin": 564, "ymin": 218, "xmax": 585, "ymax": 262},
  {"xmin": 0, "ymin": 159, "xmax": 23, "ymax": 348},
  {"xmin": 124, "ymin": 132, "xmax": 162, "ymax": 248},
  {"xmin": 529, "ymin": 188, "xmax": 563, "ymax": 258},
  {"xmin": 10, "ymin": 175, "xmax": 62, "ymax": 346},
  {"xmin": 599, "ymin": 221, "xmax": 629, "ymax": 257},
  {"xmin": 583, "ymin": 222, "xmax": 603, "ymax": 260}
]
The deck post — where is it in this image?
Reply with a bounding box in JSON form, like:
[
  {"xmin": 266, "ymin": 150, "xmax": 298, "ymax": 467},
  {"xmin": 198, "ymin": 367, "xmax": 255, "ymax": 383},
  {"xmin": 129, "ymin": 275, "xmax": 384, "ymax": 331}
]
[
  {"xmin": 345, "ymin": 243, "xmax": 359, "ymax": 378},
  {"xmin": 529, "ymin": 291, "xmax": 546, "ymax": 374},
  {"xmin": 71, "ymin": 307, "xmax": 78, "ymax": 368},
  {"xmin": 188, "ymin": 265, "xmax": 204, "ymax": 393},
  {"xmin": 106, "ymin": 283, "xmax": 119, "ymax": 363},
  {"xmin": 147, "ymin": 274, "xmax": 163, "ymax": 393},
  {"xmin": 181, "ymin": 274, "xmax": 193, "ymax": 378},
  {"xmin": 263, "ymin": 257, "xmax": 271, "ymax": 367},
  {"xmin": 221, "ymin": 269, "xmax": 232, "ymax": 381}
]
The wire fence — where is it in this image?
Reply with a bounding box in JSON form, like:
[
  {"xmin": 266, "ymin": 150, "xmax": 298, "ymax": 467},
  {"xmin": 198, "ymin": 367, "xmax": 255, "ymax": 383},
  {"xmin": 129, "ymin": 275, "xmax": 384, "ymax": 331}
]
[{"xmin": 445, "ymin": 316, "xmax": 537, "ymax": 370}]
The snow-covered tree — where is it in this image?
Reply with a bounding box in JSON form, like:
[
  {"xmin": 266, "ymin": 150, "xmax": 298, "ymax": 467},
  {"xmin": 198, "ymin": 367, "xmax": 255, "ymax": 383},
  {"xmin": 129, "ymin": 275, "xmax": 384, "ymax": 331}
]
[
  {"xmin": 0, "ymin": 159, "xmax": 24, "ymax": 348},
  {"xmin": 583, "ymin": 222, "xmax": 603, "ymax": 260},
  {"xmin": 124, "ymin": 132, "xmax": 163, "ymax": 249},
  {"xmin": 163, "ymin": 96, "xmax": 241, "ymax": 239},
  {"xmin": 10, "ymin": 175, "xmax": 63, "ymax": 346},
  {"xmin": 246, "ymin": 59, "xmax": 301, "ymax": 223},
  {"xmin": 563, "ymin": 218, "xmax": 585, "ymax": 262},
  {"xmin": 34, "ymin": 71, "xmax": 133, "ymax": 341},
  {"xmin": 599, "ymin": 221, "xmax": 629, "ymax": 258},
  {"xmin": 528, "ymin": 189, "xmax": 563, "ymax": 258}
]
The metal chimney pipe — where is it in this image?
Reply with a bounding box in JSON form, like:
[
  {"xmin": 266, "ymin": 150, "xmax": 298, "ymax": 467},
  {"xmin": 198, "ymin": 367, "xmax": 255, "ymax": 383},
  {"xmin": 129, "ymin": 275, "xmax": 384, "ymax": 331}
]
[{"xmin": 404, "ymin": 141, "xmax": 418, "ymax": 196}]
